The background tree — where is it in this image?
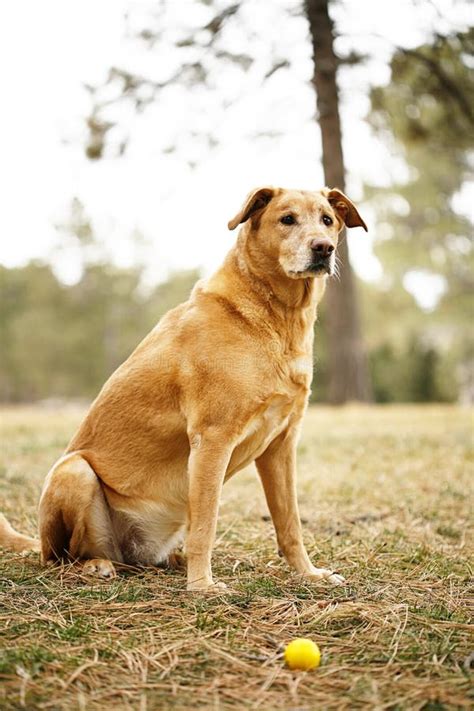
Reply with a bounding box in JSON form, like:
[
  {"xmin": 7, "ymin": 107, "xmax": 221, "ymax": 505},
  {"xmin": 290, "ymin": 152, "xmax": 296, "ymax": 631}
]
[{"xmin": 305, "ymin": 0, "xmax": 372, "ymax": 403}]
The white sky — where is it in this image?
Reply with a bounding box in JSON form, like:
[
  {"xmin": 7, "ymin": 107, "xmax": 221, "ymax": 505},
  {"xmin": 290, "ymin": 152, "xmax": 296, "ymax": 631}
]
[{"xmin": 0, "ymin": 0, "xmax": 471, "ymax": 303}]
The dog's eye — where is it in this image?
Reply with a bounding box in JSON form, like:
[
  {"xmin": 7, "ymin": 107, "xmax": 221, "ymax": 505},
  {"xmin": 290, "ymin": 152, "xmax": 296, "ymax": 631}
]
[
  {"xmin": 280, "ymin": 215, "xmax": 296, "ymax": 225},
  {"xmin": 322, "ymin": 214, "xmax": 333, "ymax": 226}
]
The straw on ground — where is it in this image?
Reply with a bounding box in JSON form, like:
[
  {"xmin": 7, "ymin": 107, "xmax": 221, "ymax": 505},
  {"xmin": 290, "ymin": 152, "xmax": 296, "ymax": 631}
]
[{"xmin": 0, "ymin": 404, "xmax": 472, "ymax": 709}]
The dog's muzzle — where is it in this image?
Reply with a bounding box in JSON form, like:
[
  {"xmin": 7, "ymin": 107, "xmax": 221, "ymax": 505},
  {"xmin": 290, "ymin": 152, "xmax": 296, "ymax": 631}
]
[{"xmin": 307, "ymin": 259, "xmax": 332, "ymax": 275}]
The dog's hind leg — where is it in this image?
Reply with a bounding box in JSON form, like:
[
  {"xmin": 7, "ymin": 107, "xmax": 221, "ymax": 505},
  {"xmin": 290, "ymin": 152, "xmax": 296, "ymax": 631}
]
[
  {"xmin": 162, "ymin": 550, "xmax": 186, "ymax": 570},
  {"xmin": 38, "ymin": 453, "xmax": 122, "ymax": 578}
]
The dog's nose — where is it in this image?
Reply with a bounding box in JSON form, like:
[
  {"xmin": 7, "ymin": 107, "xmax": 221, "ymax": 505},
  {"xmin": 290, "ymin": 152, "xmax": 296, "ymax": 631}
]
[{"xmin": 310, "ymin": 239, "xmax": 334, "ymax": 259}]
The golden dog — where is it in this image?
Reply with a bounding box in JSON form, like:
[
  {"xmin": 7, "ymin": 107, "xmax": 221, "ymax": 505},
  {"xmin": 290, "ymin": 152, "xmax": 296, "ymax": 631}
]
[{"xmin": 0, "ymin": 186, "xmax": 367, "ymax": 590}]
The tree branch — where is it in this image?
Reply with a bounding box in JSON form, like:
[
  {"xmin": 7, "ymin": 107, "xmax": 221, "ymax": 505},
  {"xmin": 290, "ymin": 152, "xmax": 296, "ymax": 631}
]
[{"xmin": 399, "ymin": 47, "xmax": 473, "ymax": 124}]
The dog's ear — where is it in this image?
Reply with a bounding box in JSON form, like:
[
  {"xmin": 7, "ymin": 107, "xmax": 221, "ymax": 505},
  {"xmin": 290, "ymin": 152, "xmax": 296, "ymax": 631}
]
[
  {"xmin": 228, "ymin": 187, "xmax": 275, "ymax": 230},
  {"xmin": 325, "ymin": 188, "xmax": 368, "ymax": 232}
]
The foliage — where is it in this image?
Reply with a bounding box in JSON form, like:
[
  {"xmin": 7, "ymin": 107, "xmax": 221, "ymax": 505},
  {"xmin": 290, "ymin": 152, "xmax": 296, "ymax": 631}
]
[
  {"xmin": 367, "ymin": 30, "xmax": 473, "ymax": 292},
  {"xmin": 84, "ymin": 1, "xmax": 297, "ymax": 162},
  {"xmin": 363, "ymin": 29, "xmax": 474, "ymax": 402},
  {"xmin": 0, "ymin": 258, "xmax": 198, "ymax": 402}
]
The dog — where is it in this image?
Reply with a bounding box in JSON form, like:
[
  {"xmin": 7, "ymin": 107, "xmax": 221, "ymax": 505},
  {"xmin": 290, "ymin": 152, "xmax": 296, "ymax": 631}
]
[{"xmin": 0, "ymin": 186, "xmax": 367, "ymax": 590}]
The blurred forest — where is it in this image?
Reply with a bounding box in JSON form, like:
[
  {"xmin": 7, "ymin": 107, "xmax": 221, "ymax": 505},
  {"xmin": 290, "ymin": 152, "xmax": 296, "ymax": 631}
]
[{"xmin": 0, "ymin": 4, "xmax": 472, "ymax": 404}]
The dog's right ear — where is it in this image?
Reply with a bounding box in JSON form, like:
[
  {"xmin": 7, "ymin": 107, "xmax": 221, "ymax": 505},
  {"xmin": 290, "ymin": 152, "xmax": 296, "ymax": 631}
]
[{"xmin": 227, "ymin": 187, "xmax": 275, "ymax": 230}]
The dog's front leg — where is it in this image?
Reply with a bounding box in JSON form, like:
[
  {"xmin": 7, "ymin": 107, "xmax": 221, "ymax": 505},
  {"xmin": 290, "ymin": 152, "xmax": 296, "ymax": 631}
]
[
  {"xmin": 186, "ymin": 434, "xmax": 231, "ymax": 591},
  {"xmin": 256, "ymin": 428, "xmax": 345, "ymax": 586}
]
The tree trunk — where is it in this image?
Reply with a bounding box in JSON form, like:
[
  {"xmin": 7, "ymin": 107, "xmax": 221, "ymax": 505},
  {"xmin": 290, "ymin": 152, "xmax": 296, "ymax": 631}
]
[{"xmin": 305, "ymin": 0, "xmax": 372, "ymax": 404}]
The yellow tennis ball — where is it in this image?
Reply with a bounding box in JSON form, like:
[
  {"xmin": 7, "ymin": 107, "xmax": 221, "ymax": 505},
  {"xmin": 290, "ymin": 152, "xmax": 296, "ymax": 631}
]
[{"xmin": 284, "ymin": 638, "xmax": 321, "ymax": 671}]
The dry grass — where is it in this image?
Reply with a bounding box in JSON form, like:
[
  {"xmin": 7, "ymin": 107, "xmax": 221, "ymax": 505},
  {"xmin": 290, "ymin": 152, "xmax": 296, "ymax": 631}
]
[{"xmin": 0, "ymin": 404, "xmax": 473, "ymax": 710}]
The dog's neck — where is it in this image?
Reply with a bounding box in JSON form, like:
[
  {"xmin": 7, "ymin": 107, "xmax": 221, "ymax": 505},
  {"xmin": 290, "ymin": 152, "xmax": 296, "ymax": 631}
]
[
  {"xmin": 236, "ymin": 227, "xmax": 326, "ymax": 313},
  {"xmin": 205, "ymin": 239, "xmax": 325, "ymax": 336}
]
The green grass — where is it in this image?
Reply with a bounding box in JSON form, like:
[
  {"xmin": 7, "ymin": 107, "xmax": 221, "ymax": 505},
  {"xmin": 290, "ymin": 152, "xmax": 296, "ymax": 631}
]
[{"xmin": 0, "ymin": 404, "xmax": 473, "ymax": 709}]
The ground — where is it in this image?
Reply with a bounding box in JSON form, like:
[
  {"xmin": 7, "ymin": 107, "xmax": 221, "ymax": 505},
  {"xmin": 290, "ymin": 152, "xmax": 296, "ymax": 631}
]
[{"xmin": 0, "ymin": 404, "xmax": 472, "ymax": 710}]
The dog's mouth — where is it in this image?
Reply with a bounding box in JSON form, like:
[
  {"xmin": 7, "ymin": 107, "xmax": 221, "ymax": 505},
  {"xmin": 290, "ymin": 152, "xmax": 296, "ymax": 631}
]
[
  {"xmin": 307, "ymin": 261, "xmax": 332, "ymax": 275},
  {"xmin": 289, "ymin": 261, "xmax": 333, "ymax": 278}
]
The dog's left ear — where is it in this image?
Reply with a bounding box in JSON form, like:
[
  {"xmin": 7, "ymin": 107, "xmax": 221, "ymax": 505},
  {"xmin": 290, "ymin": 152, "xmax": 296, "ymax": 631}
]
[
  {"xmin": 325, "ymin": 188, "xmax": 368, "ymax": 232},
  {"xmin": 228, "ymin": 187, "xmax": 275, "ymax": 230}
]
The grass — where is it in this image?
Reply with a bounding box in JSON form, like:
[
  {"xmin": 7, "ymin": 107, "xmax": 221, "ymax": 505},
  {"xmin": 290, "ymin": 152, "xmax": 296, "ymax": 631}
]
[{"xmin": 0, "ymin": 403, "xmax": 473, "ymax": 710}]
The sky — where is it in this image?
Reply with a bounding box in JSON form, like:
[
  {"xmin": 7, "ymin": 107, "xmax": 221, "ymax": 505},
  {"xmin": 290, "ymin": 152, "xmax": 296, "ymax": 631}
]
[{"xmin": 0, "ymin": 0, "xmax": 471, "ymax": 307}]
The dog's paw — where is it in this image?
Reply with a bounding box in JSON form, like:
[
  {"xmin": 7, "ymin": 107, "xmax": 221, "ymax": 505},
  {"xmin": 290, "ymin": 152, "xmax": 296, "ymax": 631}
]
[
  {"xmin": 305, "ymin": 567, "xmax": 345, "ymax": 586},
  {"xmin": 187, "ymin": 579, "xmax": 228, "ymax": 593},
  {"xmin": 326, "ymin": 571, "xmax": 345, "ymax": 586},
  {"xmin": 82, "ymin": 558, "xmax": 116, "ymax": 579}
]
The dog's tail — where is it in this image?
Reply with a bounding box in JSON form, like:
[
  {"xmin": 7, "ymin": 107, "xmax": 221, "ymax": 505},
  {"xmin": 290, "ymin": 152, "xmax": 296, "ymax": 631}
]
[{"xmin": 0, "ymin": 513, "xmax": 40, "ymax": 553}]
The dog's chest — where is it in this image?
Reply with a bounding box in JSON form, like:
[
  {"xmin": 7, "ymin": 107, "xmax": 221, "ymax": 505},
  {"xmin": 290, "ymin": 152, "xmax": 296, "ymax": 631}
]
[
  {"xmin": 228, "ymin": 370, "xmax": 309, "ymax": 477},
  {"xmin": 254, "ymin": 352, "xmax": 313, "ymax": 435}
]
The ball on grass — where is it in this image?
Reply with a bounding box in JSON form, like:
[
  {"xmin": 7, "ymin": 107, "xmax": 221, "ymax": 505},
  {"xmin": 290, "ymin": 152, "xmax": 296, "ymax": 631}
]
[{"xmin": 284, "ymin": 638, "xmax": 321, "ymax": 671}]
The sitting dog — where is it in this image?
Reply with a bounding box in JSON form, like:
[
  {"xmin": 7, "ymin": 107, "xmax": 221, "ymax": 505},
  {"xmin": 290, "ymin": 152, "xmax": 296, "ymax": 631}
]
[{"xmin": 0, "ymin": 186, "xmax": 367, "ymax": 590}]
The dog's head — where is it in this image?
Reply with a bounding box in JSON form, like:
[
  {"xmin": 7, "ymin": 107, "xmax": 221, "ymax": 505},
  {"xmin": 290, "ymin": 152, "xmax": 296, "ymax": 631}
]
[{"xmin": 228, "ymin": 187, "xmax": 367, "ymax": 279}]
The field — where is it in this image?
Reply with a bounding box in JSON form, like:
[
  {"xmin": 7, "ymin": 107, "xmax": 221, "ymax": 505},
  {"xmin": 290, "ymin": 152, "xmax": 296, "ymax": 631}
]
[{"xmin": 0, "ymin": 404, "xmax": 473, "ymax": 710}]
